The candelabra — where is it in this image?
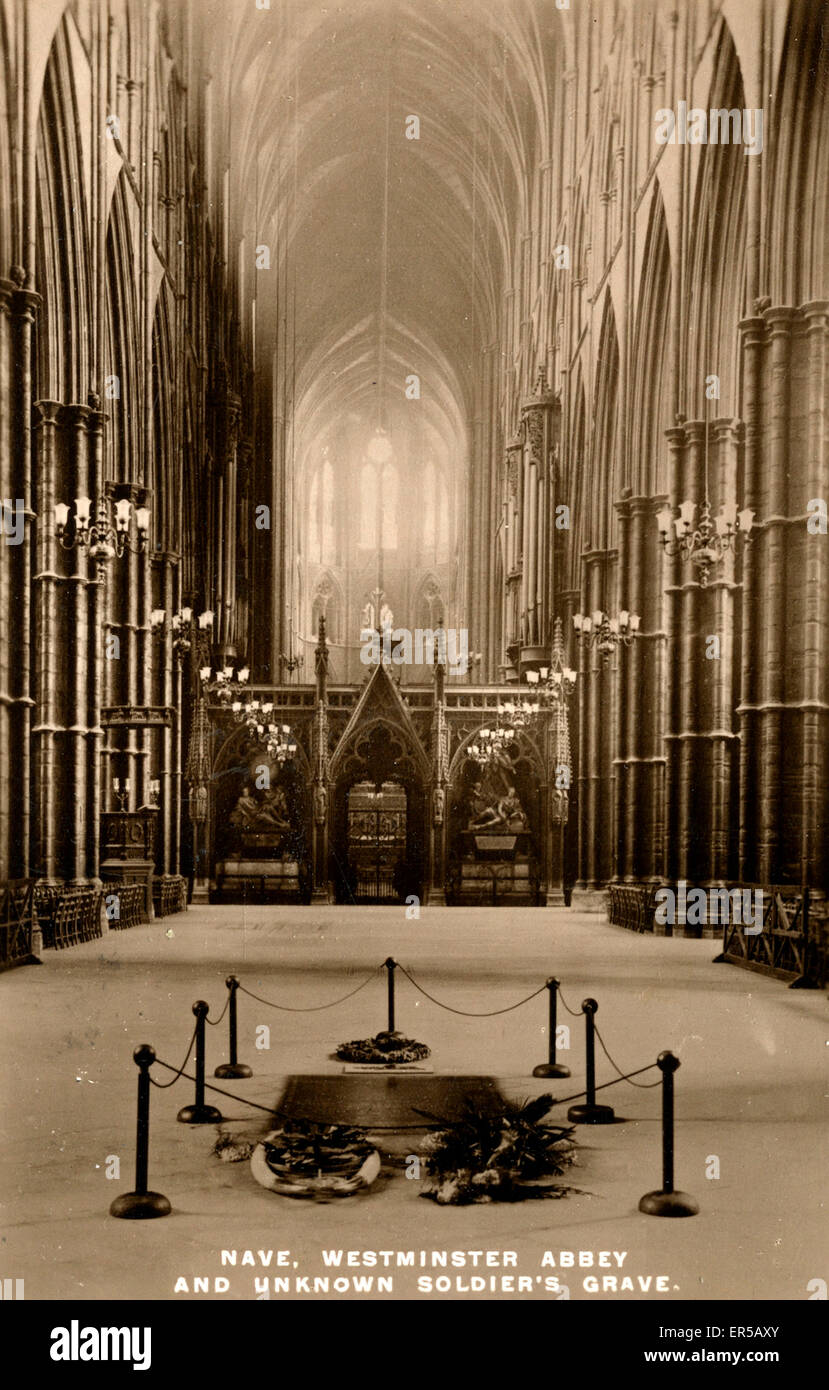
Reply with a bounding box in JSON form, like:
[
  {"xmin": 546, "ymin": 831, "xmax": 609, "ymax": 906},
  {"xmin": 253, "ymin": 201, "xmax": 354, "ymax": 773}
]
[
  {"xmin": 55, "ymin": 495, "xmax": 150, "ymax": 572},
  {"xmin": 498, "ymin": 697, "xmax": 540, "ymax": 731},
  {"xmin": 265, "ymin": 724, "xmax": 298, "ymax": 764},
  {"xmin": 112, "ymin": 777, "xmax": 130, "ymax": 812},
  {"xmin": 467, "ymin": 725, "xmax": 514, "ymax": 768},
  {"xmin": 656, "ymin": 498, "xmax": 754, "ymax": 587},
  {"xmin": 280, "ymin": 651, "xmax": 304, "ymax": 676},
  {"xmin": 526, "ymin": 665, "xmax": 577, "ymax": 703},
  {"xmin": 573, "ymin": 610, "xmax": 640, "ymax": 664},
  {"xmin": 228, "ymin": 699, "xmax": 297, "ymax": 764},
  {"xmin": 200, "ymin": 663, "xmax": 250, "ymax": 703},
  {"xmin": 150, "ymin": 606, "xmax": 215, "ymax": 660}
]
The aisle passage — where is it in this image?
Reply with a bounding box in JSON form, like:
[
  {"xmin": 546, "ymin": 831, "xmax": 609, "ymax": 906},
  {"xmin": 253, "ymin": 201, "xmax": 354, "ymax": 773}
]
[{"xmin": 0, "ymin": 907, "xmax": 824, "ymax": 1301}]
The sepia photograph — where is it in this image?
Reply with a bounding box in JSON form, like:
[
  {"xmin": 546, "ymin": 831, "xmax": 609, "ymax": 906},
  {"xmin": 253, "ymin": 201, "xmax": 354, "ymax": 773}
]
[{"xmin": 0, "ymin": 0, "xmax": 826, "ymax": 1364}]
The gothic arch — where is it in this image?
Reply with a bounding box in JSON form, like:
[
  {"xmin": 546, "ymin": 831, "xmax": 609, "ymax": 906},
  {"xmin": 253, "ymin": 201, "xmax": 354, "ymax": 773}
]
[
  {"xmin": 105, "ymin": 169, "xmax": 139, "ymax": 486},
  {"xmin": 34, "ymin": 14, "xmax": 92, "ymax": 403},
  {"xmin": 686, "ymin": 18, "xmax": 748, "ymax": 417},
  {"xmin": 589, "ymin": 292, "xmax": 621, "ymax": 554},
  {"xmin": 447, "ymin": 723, "xmax": 545, "ymax": 787},
  {"xmin": 311, "ymin": 570, "xmax": 344, "ymax": 645},
  {"xmin": 766, "ymin": 0, "xmax": 829, "ymax": 307},
  {"xmin": 630, "ymin": 184, "xmax": 672, "ymax": 498},
  {"xmin": 0, "ymin": 4, "xmax": 14, "ymax": 277},
  {"xmin": 564, "ymin": 364, "xmax": 588, "ymax": 593},
  {"xmin": 150, "ymin": 284, "xmax": 178, "ymax": 553}
]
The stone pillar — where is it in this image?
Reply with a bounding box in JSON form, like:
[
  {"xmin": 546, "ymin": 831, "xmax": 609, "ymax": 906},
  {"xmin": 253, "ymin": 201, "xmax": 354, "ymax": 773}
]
[
  {"xmin": 737, "ymin": 302, "xmax": 829, "ymax": 890},
  {"xmin": 572, "ymin": 549, "xmax": 614, "ymax": 907},
  {"xmin": 0, "ymin": 276, "xmax": 38, "ymax": 880},
  {"xmin": 31, "ymin": 402, "xmax": 62, "ymax": 881}
]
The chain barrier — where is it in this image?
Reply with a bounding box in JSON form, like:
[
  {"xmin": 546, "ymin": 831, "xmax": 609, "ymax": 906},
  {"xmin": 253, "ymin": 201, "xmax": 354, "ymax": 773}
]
[
  {"xmin": 237, "ymin": 965, "xmax": 383, "ymax": 1013},
  {"xmin": 395, "ymin": 963, "xmax": 548, "ymax": 1017},
  {"xmin": 593, "ymin": 1022, "xmax": 662, "ymax": 1088},
  {"xmin": 148, "ymin": 1023, "xmax": 199, "ymax": 1089},
  {"xmin": 205, "ymin": 995, "xmax": 230, "ymax": 1027},
  {"xmin": 548, "ymin": 1061, "xmax": 660, "ymax": 1108},
  {"xmin": 153, "ymin": 1059, "xmax": 274, "ymax": 1112},
  {"xmin": 556, "ymin": 982, "xmax": 583, "ymax": 1017}
]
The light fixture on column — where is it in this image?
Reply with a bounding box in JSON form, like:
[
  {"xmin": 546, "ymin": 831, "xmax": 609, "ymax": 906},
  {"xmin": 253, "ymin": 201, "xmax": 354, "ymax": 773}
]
[
  {"xmin": 498, "ymin": 697, "xmax": 539, "ymax": 731},
  {"xmin": 656, "ymin": 496, "xmax": 754, "ymax": 587},
  {"xmin": 656, "ymin": 198, "xmax": 755, "ymax": 587},
  {"xmin": 151, "ymin": 607, "xmax": 214, "ymax": 660},
  {"xmin": 573, "ymin": 609, "xmax": 640, "ymax": 664},
  {"xmin": 279, "ymin": 650, "xmax": 304, "ymax": 676},
  {"xmin": 526, "ymin": 664, "xmax": 577, "ymax": 704},
  {"xmin": 54, "ymin": 495, "xmax": 150, "ymax": 572}
]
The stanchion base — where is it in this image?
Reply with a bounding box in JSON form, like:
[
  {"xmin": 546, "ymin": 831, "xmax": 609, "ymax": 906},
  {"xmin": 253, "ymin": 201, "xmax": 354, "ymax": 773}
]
[
  {"xmin": 639, "ymin": 1188, "xmax": 699, "ymax": 1217},
  {"xmin": 214, "ymin": 1062, "xmax": 253, "ymax": 1079},
  {"xmin": 109, "ymin": 1190, "xmax": 172, "ymax": 1220},
  {"xmin": 567, "ymin": 1102, "xmax": 616, "ymax": 1124},
  {"xmin": 177, "ymin": 1103, "xmax": 223, "ymax": 1124},
  {"xmin": 532, "ymin": 1063, "xmax": 571, "ymax": 1079}
]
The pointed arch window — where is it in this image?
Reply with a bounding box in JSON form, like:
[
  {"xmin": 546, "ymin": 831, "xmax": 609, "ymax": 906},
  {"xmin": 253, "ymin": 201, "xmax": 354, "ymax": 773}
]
[
  {"xmin": 422, "ymin": 460, "xmax": 450, "ymax": 557},
  {"xmin": 359, "ymin": 455, "xmax": 399, "ymax": 550},
  {"xmin": 308, "ymin": 457, "xmax": 335, "ymax": 563}
]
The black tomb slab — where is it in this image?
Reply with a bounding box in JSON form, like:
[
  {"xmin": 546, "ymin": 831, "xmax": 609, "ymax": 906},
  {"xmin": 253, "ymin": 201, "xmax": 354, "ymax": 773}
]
[{"xmin": 275, "ymin": 1074, "xmax": 505, "ymax": 1129}]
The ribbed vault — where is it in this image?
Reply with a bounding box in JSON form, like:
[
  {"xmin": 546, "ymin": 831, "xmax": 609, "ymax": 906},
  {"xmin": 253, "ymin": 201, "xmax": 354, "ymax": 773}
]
[{"xmin": 201, "ymin": 0, "xmax": 564, "ymax": 621}]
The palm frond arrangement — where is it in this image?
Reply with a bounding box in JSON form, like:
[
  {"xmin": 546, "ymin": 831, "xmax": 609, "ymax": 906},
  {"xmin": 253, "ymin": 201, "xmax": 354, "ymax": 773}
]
[
  {"xmin": 335, "ymin": 1029, "xmax": 430, "ymax": 1064},
  {"xmin": 418, "ymin": 1093, "xmax": 577, "ymax": 1205}
]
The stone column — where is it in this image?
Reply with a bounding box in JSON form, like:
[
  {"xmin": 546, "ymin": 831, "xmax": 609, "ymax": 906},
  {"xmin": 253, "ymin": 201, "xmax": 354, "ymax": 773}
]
[{"xmin": 0, "ymin": 276, "xmax": 39, "ymax": 879}]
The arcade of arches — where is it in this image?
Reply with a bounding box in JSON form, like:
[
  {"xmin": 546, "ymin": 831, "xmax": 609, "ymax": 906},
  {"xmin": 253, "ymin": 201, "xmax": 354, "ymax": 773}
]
[{"xmin": 1, "ymin": 0, "xmax": 828, "ymax": 943}]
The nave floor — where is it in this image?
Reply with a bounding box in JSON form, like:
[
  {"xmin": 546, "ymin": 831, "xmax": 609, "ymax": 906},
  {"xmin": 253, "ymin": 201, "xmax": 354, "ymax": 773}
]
[{"xmin": 0, "ymin": 904, "xmax": 825, "ymax": 1301}]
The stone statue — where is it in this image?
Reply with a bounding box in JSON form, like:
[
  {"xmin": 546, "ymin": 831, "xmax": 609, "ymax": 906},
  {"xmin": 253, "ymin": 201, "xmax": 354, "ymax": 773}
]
[
  {"xmin": 468, "ymin": 782, "xmax": 527, "ymax": 832},
  {"xmin": 230, "ymin": 783, "xmax": 291, "ymax": 834},
  {"xmin": 433, "ymin": 785, "xmax": 445, "ymax": 825},
  {"xmin": 314, "ymin": 783, "xmax": 327, "ymax": 825},
  {"xmin": 230, "ymin": 784, "xmax": 260, "ymax": 830},
  {"xmin": 256, "ymin": 786, "xmax": 291, "ymax": 833}
]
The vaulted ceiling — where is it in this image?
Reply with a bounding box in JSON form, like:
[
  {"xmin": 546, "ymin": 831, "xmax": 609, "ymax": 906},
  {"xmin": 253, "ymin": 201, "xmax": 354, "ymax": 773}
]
[{"xmin": 202, "ymin": 0, "xmax": 562, "ymax": 470}]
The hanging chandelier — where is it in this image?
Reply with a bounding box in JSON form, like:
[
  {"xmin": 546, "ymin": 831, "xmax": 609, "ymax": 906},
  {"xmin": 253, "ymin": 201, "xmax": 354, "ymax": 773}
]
[
  {"xmin": 498, "ymin": 698, "xmax": 539, "ymax": 731},
  {"xmin": 229, "ymin": 699, "xmax": 297, "ymax": 764},
  {"xmin": 467, "ymin": 725, "xmax": 514, "ymax": 769}
]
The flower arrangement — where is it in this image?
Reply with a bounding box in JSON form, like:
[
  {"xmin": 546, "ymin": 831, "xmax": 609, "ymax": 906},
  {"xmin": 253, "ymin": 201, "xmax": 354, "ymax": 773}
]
[
  {"xmin": 417, "ymin": 1093, "xmax": 577, "ymax": 1205},
  {"xmin": 335, "ymin": 1029, "xmax": 431, "ymax": 1065},
  {"xmin": 213, "ymin": 1133, "xmax": 255, "ymax": 1164},
  {"xmin": 250, "ymin": 1120, "xmax": 380, "ymax": 1198}
]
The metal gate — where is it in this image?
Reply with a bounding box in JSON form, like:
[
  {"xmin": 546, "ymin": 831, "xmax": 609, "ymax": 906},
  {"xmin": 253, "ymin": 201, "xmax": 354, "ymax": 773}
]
[{"xmin": 347, "ymin": 782, "xmax": 407, "ymax": 901}]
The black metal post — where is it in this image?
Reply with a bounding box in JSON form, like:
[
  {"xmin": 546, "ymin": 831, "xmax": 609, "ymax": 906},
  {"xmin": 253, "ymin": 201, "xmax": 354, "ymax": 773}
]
[
  {"xmin": 384, "ymin": 957, "xmax": 397, "ymax": 1032},
  {"xmin": 533, "ymin": 977, "xmax": 571, "ymax": 1078},
  {"xmin": 639, "ymin": 1051, "xmax": 699, "ymax": 1216},
  {"xmin": 567, "ymin": 998, "xmax": 616, "ymax": 1124},
  {"xmin": 110, "ymin": 1045, "xmax": 171, "ymax": 1219},
  {"xmin": 215, "ymin": 976, "xmax": 253, "ymax": 1078},
  {"xmin": 178, "ymin": 1001, "xmax": 223, "ymax": 1123}
]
